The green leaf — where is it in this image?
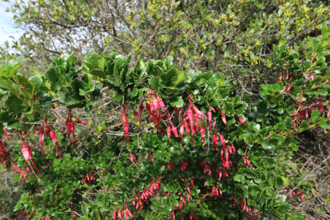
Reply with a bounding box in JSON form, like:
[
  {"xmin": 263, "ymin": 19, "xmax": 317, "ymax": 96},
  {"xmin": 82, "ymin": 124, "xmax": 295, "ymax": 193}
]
[
  {"xmin": 4, "ymin": 93, "xmax": 22, "ymax": 115},
  {"xmin": 278, "ymin": 204, "xmax": 291, "ymax": 215},
  {"xmin": 59, "ymin": 94, "xmax": 81, "ymax": 105},
  {"xmin": 96, "ymin": 56, "xmax": 106, "ymax": 71},
  {"xmin": 277, "ymin": 108, "xmax": 284, "ymax": 114},
  {"xmin": 39, "ymin": 94, "xmax": 52, "ymax": 108},
  {"xmin": 0, "ymin": 111, "xmax": 12, "ymax": 122},
  {"xmin": 44, "ymin": 68, "xmax": 59, "ymax": 84},
  {"xmin": 298, "ymin": 120, "xmax": 309, "ymax": 132},
  {"xmin": 260, "ymin": 140, "xmax": 276, "ymax": 150},
  {"xmin": 172, "ymin": 71, "xmax": 188, "ymax": 86},
  {"xmin": 8, "ymin": 64, "xmax": 20, "ymax": 78},
  {"xmin": 130, "ymin": 88, "xmax": 138, "ymax": 98},
  {"xmin": 319, "ymin": 119, "xmax": 330, "ymax": 129},
  {"xmin": 281, "ymin": 176, "xmax": 291, "ymax": 185},
  {"xmin": 90, "ymin": 69, "xmax": 106, "ymax": 78},
  {"xmin": 29, "ymin": 75, "xmax": 43, "ymax": 90},
  {"xmin": 169, "ymin": 96, "xmax": 184, "ymax": 107},
  {"xmin": 309, "ymin": 38, "xmax": 320, "ymax": 50},
  {"xmin": 310, "ymin": 110, "xmax": 320, "ymax": 122},
  {"xmin": 233, "ymin": 174, "xmax": 244, "ymax": 182},
  {"xmin": 150, "ymin": 76, "xmax": 159, "ymax": 90},
  {"xmin": 165, "ymin": 56, "xmax": 173, "ymax": 70},
  {"xmin": 0, "ymin": 77, "xmax": 16, "ymax": 91},
  {"xmin": 113, "ymin": 90, "xmax": 123, "ymax": 103},
  {"xmin": 270, "ymin": 82, "xmax": 283, "ymax": 93},
  {"xmin": 7, "ymin": 120, "xmax": 19, "ymax": 128}
]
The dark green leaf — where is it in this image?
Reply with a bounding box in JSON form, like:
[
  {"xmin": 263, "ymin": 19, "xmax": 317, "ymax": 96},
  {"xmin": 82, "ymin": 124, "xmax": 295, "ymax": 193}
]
[{"xmin": 4, "ymin": 93, "xmax": 22, "ymax": 115}]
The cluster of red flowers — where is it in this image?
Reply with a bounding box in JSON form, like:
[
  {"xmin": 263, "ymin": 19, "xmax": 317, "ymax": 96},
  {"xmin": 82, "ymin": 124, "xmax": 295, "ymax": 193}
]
[
  {"xmin": 81, "ymin": 173, "xmax": 95, "ymax": 184},
  {"xmin": 1, "ymin": 112, "xmax": 87, "ymax": 182},
  {"xmin": 112, "ymin": 205, "xmax": 133, "ymax": 220}
]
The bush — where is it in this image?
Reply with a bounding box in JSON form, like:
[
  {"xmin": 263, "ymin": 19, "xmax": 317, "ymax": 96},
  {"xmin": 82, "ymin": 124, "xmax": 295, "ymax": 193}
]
[{"xmin": 0, "ymin": 32, "xmax": 329, "ymax": 219}]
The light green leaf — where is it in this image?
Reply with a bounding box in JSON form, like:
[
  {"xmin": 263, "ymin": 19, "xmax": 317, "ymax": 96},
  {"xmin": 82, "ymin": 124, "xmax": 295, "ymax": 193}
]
[
  {"xmin": 170, "ymin": 96, "xmax": 184, "ymax": 107},
  {"xmin": 310, "ymin": 110, "xmax": 320, "ymax": 122},
  {"xmin": 172, "ymin": 71, "xmax": 188, "ymax": 86}
]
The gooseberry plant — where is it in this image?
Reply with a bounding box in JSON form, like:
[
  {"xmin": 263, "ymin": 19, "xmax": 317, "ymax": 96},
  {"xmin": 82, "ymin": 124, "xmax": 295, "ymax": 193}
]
[{"xmin": 1, "ymin": 37, "xmax": 330, "ymax": 220}]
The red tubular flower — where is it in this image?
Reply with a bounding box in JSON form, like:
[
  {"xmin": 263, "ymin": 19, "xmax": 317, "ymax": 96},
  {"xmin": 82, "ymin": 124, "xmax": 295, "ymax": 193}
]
[
  {"xmin": 152, "ymin": 94, "xmax": 159, "ymax": 110},
  {"xmin": 156, "ymin": 94, "xmax": 166, "ymax": 112},
  {"xmin": 231, "ymin": 145, "xmax": 236, "ymax": 154},
  {"xmin": 207, "ymin": 110, "xmax": 212, "ymax": 129},
  {"xmin": 73, "ymin": 118, "xmax": 88, "ymax": 125},
  {"xmin": 327, "ymin": 108, "xmax": 330, "ymax": 118},
  {"xmin": 200, "ymin": 125, "xmax": 206, "ymax": 143},
  {"xmin": 38, "ymin": 126, "xmax": 45, "ymax": 155},
  {"xmin": 47, "ymin": 127, "xmax": 57, "ymax": 144},
  {"xmin": 219, "ymin": 134, "xmax": 225, "ymax": 147},
  {"xmin": 180, "ymin": 123, "xmax": 184, "ymax": 139},
  {"xmin": 69, "ymin": 122, "xmax": 76, "ymax": 143},
  {"xmin": 186, "ymin": 192, "xmax": 191, "ymax": 203},
  {"xmin": 212, "ymin": 133, "xmax": 219, "ymax": 151},
  {"xmin": 133, "ymin": 108, "xmax": 139, "ymax": 122},
  {"xmin": 187, "ymin": 106, "xmax": 194, "ymax": 134},
  {"xmin": 319, "ymin": 103, "xmax": 324, "ymax": 114},
  {"xmin": 289, "ymin": 191, "xmax": 295, "ymax": 197},
  {"xmin": 310, "ymin": 73, "xmax": 315, "ymax": 80},
  {"xmin": 193, "ymin": 113, "xmax": 199, "ymax": 126},
  {"xmin": 118, "ymin": 209, "xmax": 122, "ymax": 219},
  {"xmin": 46, "ymin": 126, "xmax": 63, "ymax": 159},
  {"xmin": 174, "ymin": 107, "xmax": 179, "ymax": 117},
  {"xmin": 296, "ymin": 192, "xmax": 305, "ymax": 200},
  {"xmin": 305, "ymin": 109, "xmax": 309, "ymax": 122},
  {"xmin": 20, "ymin": 137, "xmax": 42, "ymax": 180},
  {"xmin": 166, "ymin": 124, "xmax": 171, "ymax": 139},
  {"xmin": 121, "ymin": 109, "xmax": 129, "ymax": 145},
  {"xmin": 184, "ymin": 119, "xmax": 191, "ymax": 136},
  {"xmin": 139, "ymin": 102, "xmax": 144, "ymax": 117},
  {"xmin": 3, "ymin": 127, "xmax": 8, "ymax": 140},
  {"xmin": 225, "ymin": 150, "xmax": 229, "ymax": 168},
  {"xmin": 221, "ymin": 111, "xmax": 228, "ymax": 130},
  {"xmin": 187, "ymin": 186, "xmax": 191, "ymax": 194},
  {"xmin": 311, "ymin": 105, "xmax": 317, "ymax": 112},
  {"xmin": 193, "ymin": 121, "xmax": 199, "ymax": 133},
  {"xmin": 180, "ymin": 196, "xmax": 186, "ymax": 205},
  {"xmin": 65, "ymin": 112, "xmax": 78, "ymax": 144},
  {"xmin": 0, "ymin": 139, "xmax": 15, "ymax": 164},
  {"xmin": 168, "ymin": 162, "xmax": 173, "ymax": 170},
  {"xmin": 112, "ymin": 208, "xmax": 117, "ymax": 220},
  {"xmin": 237, "ymin": 115, "xmax": 247, "ymax": 127},
  {"xmin": 286, "ymin": 70, "xmax": 290, "ymax": 80},
  {"xmin": 127, "ymin": 209, "xmax": 133, "ymax": 219},
  {"xmin": 146, "ymin": 103, "xmax": 151, "ymax": 115},
  {"xmin": 129, "ymin": 152, "xmax": 135, "ymax": 163},
  {"xmin": 286, "ymin": 84, "xmax": 291, "ymax": 93},
  {"xmin": 212, "ymin": 186, "xmax": 218, "ymax": 198},
  {"xmin": 192, "ymin": 105, "xmax": 207, "ymax": 118},
  {"xmin": 171, "ymin": 210, "xmax": 175, "ymax": 220},
  {"xmin": 171, "ymin": 124, "xmax": 178, "ymax": 138},
  {"xmin": 280, "ymin": 85, "xmax": 287, "ymax": 93}
]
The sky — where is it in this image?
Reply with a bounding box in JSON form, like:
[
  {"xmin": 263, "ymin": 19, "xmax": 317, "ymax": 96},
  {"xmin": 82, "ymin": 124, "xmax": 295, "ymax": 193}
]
[{"xmin": 0, "ymin": 1, "xmax": 22, "ymax": 45}]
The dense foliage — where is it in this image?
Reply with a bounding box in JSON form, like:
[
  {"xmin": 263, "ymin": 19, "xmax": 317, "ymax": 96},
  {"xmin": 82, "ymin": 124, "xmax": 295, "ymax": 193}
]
[
  {"xmin": 0, "ymin": 31, "xmax": 330, "ymax": 219},
  {"xmin": 1, "ymin": 0, "xmax": 330, "ymax": 219}
]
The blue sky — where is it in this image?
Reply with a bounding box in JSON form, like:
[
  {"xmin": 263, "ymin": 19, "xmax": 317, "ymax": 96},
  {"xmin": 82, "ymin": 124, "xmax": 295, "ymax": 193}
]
[{"xmin": 0, "ymin": 1, "xmax": 22, "ymax": 45}]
